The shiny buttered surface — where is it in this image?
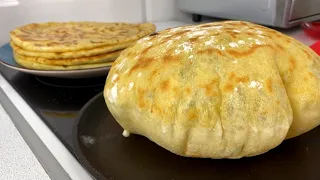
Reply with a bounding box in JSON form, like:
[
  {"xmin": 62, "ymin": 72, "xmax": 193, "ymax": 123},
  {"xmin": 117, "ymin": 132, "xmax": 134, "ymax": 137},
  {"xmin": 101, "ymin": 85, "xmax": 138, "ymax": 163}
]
[{"xmin": 104, "ymin": 21, "xmax": 320, "ymax": 159}]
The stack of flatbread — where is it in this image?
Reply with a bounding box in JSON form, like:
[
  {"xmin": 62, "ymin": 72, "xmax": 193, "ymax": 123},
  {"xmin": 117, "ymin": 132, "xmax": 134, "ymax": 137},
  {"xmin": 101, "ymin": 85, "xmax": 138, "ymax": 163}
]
[{"xmin": 9, "ymin": 22, "xmax": 156, "ymax": 70}]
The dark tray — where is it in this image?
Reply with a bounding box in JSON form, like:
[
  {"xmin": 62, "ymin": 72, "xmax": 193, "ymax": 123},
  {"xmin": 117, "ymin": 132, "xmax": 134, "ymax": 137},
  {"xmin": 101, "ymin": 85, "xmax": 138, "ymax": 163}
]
[{"xmin": 73, "ymin": 92, "xmax": 320, "ymax": 180}]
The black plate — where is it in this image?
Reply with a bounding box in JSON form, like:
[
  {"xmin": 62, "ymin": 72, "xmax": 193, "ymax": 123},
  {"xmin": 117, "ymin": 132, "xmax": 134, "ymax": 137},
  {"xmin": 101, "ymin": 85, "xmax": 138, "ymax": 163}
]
[{"xmin": 73, "ymin": 92, "xmax": 320, "ymax": 180}]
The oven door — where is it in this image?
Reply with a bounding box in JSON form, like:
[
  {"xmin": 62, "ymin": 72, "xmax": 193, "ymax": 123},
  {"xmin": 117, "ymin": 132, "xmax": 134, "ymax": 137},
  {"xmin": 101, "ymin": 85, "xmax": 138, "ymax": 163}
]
[{"xmin": 289, "ymin": 0, "xmax": 320, "ymax": 21}]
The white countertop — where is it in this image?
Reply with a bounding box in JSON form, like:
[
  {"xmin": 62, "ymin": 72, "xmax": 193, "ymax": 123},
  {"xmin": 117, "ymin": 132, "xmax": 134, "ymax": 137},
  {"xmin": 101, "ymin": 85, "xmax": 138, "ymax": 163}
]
[
  {"xmin": 0, "ymin": 103, "xmax": 50, "ymax": 180},
  {"xmin": 0, "ymin": 20, "xmax": 318, "ymax": 180}
]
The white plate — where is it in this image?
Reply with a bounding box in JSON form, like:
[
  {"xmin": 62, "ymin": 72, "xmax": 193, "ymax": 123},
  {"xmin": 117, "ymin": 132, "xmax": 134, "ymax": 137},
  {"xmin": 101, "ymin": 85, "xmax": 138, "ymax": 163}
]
[{"xmin": 0, "ymin": 43, "xmax": 111, "ymax": 78}]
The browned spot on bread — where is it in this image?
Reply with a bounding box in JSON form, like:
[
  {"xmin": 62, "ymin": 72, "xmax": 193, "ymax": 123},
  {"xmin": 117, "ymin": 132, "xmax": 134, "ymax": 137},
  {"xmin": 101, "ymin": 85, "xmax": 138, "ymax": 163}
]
[
  {"xmin": 227, "ymin": 22, "xmax": 245, "ymax": 26},
  {"xmin": 303, "ymin": 76, "xmax": 308, "ymax": 81},
  {"xmin": 228, "ymin": 72, "xmax": 236, "ymax": 81},
  {"xmin": 266, "ymin": 78, "xmax": 273, "ymax": 93},
  {"xmin": 276, "ymin": 44, "xmax": 285, "ymax": 51},
  {"xmin": 28, "ymin": 23, "xmax": 39, "ymax": 28},
  {"xmin": 161, "ymin": 36, "xmax": 173, "ymax": 42},
  {"xmin": 289, "ymin": 56, "xmax": 296, "ymax": 72},
  {"xmin": 246, "ymin": 32, "xmax": 255, "ymax": 36},
  {"xmin": 197, "ymin": 48, "xmax": 223, "ymax": 56},
  {"xmin": 213, "ymin": 48, "xmax": 223, "ymax": 56},
  {"xmin": 308, "ymin": 72, "xmax": 315, "ymax": 78},
  {"xmin": 225, "ymin": 31, "xmax": 238, "ymax": 38},
  {"xmin": 285, "ymin": 39, "xmax": 292, "ymax": 43},
  {"xmin": 129, "ymin": 57, "xmax": 155, "ymax": 74},
  {"xmin": 236, "ymin": 76, "xmax": 250, "ymax": 83},
  {"xmin": 231, "ymin": 33, "xmax": 238, "ymax": 38},
  {"xmin": 226, "ymin": 45, "xmax": 274, "ymax": 58},
  {"xmin": 149, "ymin": 69, "xmax": 159, "ymax": 81},
  {"xmin": 275, "ymin": 34, "xmax": 282, "ymax": 38},
  {"xmin": 174, "ymin": 30, "xmax": 191, "ymax": 37},
  {"xmin": 206, "ymin": 48, "xmax": 214, "ymax": 54},
  {"xmin": 276, "ymin": 100, "xmax": 280, "ymax": 105},
  {"xmin": 157, "ymin": 39, "xmax": 169, "ymax": 47},
  {"xmin": 223, "ymin": 83, "xmax": 234, "ymax": 92},
  {"xmin": 223, "ymin": 28, "xmax": 234, "ymax": 31},
  {"xmin": 189, "ymin": 37, "xmax": 199, "ymax": 43},
  {"xmin": 201, "ymin": 24, "xmax": 211, "ymax": 28},
  {"xmin": 141, "ymin": 46, "xmax": 153, "ymax": 55},
  {"xmin": 200, "ymin": 24, "xmax": 219, "ymax": 28},
  {"xmin": 225, "ymin": 73, "xmax": 249, "ymax": 92},
  {"xmin": 188, "ymin": 108, "xmax": 198, "ymax": 121},
  {"xmin": 47, "ymin": 42, "xmax": 61, "ymax": 46},
  {"xmin": 160, "ymin": 80, "xmax": 170, "ymax": 91},
  {"xmin": 17, "ymin": 35, "xmax": 35, "ymax": 41},
  {"xmin": 196, "ymin": 49, "xmax": 206, "ymax": 55},
  {"xmin": 185, "ymin": 87, "xmax": 191, "ymax": 95},
  {"xmin": 19, "ymin": 29, "xmax": 32, "ymax": 34},
  {"xmin": 261, "ymin": 28, "xmax": 276, "ymax": 35},
  {"xmin": 200, "ymin": 79, "xmax": 218, "ymax": 96},
  {"xmin": 151, "ymin": 104, "xmax": 162, "ymax": 114},
  {"xmin": 138, "ymin": 88, "xmax": 146, "ymax": 108},
  {"xmin": 163, "ymin": 54, "xmax": 180, "ymax": 63},
  {"xmin": 261, "ymin": 111, "xmax": 267, "ymax": 116},
  {"xmin": 239, "ymin": 21, "xmax": 247, "ymax": 26},
  {"xmin": 260, "ymin": 34, "xmax": 272, "ymax": 39}
]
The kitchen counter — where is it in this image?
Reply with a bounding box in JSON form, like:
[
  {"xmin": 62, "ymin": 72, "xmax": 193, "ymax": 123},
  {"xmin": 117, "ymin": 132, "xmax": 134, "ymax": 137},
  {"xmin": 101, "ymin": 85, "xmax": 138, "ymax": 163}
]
[
  {"xmin": 0, "ymin": 103, "xmax": 50, "ymax": 180},
  {"xmin": 0, "ymin": 20, "xmax": 318, "ymax": 180}
]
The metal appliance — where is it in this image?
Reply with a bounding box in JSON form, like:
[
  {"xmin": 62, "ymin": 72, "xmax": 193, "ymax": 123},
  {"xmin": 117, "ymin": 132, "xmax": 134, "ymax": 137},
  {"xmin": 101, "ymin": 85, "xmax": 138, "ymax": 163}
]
[{"xmin": 177, "ymin": 0, "xmax": 320, "ymax": 28}]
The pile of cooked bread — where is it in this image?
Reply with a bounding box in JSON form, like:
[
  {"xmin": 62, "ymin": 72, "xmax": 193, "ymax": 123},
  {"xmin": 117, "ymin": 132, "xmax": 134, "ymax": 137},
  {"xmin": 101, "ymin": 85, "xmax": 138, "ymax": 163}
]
[
  {"xmin": 9, "ymin": 22, "xmax": 156, "ymax": 70},
  {"xmin": 104, "ymin": 21, "xmax": 320, "ymax": 159}
]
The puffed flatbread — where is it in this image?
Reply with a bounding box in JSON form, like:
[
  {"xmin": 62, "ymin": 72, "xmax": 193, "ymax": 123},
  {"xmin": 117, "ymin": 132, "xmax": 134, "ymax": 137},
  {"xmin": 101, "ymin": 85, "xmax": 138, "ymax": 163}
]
[{"xmin": 105, "ymin": 21, "xmax": 319, "ymax": 159}]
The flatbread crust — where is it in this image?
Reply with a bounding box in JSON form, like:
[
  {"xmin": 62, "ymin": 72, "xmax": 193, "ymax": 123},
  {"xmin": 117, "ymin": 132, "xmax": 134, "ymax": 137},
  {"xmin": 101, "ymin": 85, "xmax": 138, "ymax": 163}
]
[
  {"xmin": 10, "ymin": 40, "xmax": 135, "ymax": 59},
  {"xmin": 10, "ymin": 21, "xmax": 156, "ymax": 52},
  {"xmin": 13, "ymin": 49, "xmax": 121, "ymax": 66},
  {"xmin": 14, "ymin": 53, "xmax": 114, "ymax": 70}
]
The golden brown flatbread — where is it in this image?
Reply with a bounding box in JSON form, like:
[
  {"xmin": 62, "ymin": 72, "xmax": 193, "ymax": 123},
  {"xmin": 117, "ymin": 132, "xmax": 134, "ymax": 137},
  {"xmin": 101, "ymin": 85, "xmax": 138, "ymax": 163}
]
[
  {"xmin": 13, "ymin": 49, "xmax": 121, "ymax": 66},
  {"xmin": 10, "ymin": 21, "xmax": 156, "ymax": 52},
  {"xmin": 10, "ymin": 40, "xmax": 135, "ymax": 59},
  {"xmin": 103, "ymin": 21, "xmax": 320, "ymax": 159},
  {"xmin": 14, "ymin": 53, "xmax": 114, "ymax": 70}
]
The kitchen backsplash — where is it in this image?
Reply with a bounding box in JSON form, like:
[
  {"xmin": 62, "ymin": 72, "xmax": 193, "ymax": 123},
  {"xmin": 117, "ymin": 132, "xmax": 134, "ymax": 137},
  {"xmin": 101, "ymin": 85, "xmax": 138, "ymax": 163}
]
[{"xmin": 145, "ymin": 0, "xmax": 189, "ymax": 22}]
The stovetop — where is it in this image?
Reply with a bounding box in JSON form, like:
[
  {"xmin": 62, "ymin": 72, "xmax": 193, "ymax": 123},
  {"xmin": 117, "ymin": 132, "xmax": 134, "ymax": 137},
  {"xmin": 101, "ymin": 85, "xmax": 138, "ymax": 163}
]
[{"xmin": 0, "ymin": 64, "xmax": 105, "ymax": 156}]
